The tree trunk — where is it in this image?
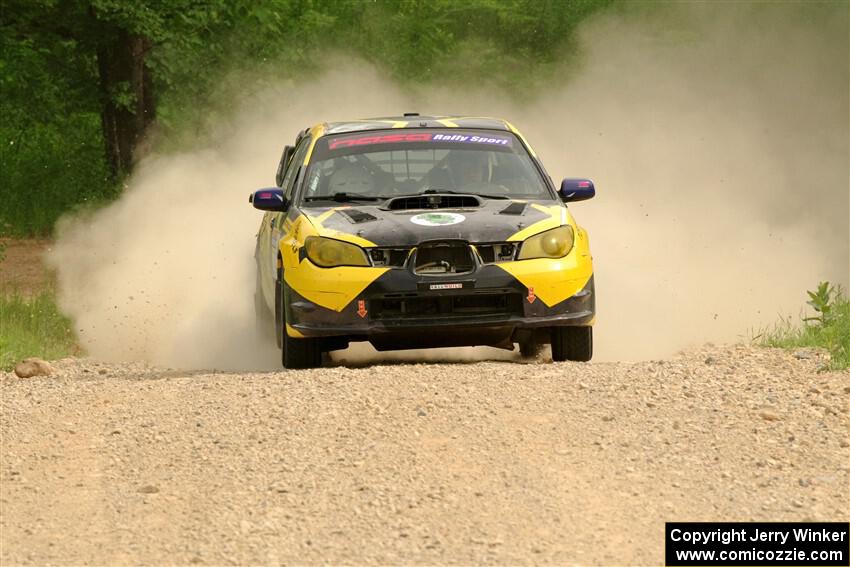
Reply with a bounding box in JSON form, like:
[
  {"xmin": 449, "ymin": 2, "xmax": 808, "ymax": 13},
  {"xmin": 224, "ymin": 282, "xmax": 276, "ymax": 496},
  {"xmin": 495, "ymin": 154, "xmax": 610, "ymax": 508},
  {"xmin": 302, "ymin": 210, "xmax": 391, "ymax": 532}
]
[{"xmin": 96, "ymin": 30, "xmax": 155, "ymax": 179}]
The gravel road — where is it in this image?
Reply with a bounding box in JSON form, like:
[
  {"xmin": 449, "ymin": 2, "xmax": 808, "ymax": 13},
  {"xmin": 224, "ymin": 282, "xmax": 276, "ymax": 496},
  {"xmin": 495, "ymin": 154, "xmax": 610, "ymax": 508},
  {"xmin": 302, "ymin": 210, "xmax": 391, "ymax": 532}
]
[{"xmin": 2, "ymin": 344, "xmax": 848, "ymax": 565}]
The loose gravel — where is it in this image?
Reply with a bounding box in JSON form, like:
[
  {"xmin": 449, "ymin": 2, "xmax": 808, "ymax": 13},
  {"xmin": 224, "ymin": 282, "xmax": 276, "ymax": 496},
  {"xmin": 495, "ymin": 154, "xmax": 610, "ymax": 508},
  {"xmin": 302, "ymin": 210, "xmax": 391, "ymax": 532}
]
[{"xmin": 1, "ymin": 344, "xmax": 848, "ymax": 565}]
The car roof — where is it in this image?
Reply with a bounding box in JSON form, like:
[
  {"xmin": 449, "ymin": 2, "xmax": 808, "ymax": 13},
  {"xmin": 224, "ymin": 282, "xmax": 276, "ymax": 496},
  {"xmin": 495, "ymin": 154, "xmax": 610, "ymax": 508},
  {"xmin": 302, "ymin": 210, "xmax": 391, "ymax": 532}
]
[{"xmin": 315, "ymin": 115, "xmax": 513, "ymax": 137}]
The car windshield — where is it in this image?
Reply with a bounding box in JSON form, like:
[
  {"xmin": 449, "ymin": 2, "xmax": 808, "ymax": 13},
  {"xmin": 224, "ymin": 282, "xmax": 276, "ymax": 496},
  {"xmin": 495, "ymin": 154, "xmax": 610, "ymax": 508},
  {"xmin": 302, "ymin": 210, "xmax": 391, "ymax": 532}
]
[{"xmin": 300, "ymin": 129, "xmax": 551, "ymax": 204}]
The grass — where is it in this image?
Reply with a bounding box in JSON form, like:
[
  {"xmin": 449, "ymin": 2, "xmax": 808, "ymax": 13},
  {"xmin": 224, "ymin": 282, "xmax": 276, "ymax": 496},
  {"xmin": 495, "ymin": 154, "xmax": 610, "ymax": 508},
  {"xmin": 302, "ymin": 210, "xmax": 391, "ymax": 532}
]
[
  {"xmin": 0, "ymin": 289, "xmax": 78, "ymax": 371},
  {"xmin": 758, "ymin": 283, "xmax": 850, "ymax": 370}
]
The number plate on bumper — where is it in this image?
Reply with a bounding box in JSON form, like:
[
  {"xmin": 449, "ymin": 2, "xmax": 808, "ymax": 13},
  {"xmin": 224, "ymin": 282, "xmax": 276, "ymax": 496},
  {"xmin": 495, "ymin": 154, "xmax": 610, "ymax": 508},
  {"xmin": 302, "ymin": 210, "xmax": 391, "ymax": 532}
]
[{"xmin": 417, "ymin": 280, "xmax": 473, "ymax": 292}]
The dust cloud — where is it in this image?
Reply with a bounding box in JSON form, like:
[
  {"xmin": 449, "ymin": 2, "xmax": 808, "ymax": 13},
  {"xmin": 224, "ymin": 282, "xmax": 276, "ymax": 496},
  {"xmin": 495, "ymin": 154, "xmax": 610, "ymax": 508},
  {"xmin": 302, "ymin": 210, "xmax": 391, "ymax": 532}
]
[
  {"xmin": 49, "ymin": 2, "xmax": 848, "ymax": 368},
  {"xmin": 512, "ymin": 2, "xmax": 850, "ymax": 360}
]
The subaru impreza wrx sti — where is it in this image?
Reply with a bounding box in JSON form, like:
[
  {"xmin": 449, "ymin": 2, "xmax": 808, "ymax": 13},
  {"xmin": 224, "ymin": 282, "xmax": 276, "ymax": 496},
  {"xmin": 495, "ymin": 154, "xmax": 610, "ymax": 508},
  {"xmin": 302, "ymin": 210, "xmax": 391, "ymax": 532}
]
[{"xmin": 250, "ymin": 114, "xmax": 596, "ymax": 368}]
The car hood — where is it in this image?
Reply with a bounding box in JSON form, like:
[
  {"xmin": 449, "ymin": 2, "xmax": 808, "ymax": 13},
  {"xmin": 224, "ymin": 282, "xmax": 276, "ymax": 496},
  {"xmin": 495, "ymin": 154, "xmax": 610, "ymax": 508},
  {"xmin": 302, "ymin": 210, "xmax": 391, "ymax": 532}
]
[{"xmin": 303, "ymin": 199, "xmax": 566, "ymax": 247}]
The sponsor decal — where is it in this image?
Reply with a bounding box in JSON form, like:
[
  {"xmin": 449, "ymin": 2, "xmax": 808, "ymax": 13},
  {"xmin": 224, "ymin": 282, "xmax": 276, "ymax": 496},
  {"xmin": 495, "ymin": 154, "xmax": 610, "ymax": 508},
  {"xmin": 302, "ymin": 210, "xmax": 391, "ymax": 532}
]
[
  {"xmin": 357, "ymin": 299, "xmax": 368, "ymax": 318},
  {"xmin": 290, "ymin": 222, "xmax": 300, "ymax": 253},
  {"xmin": 327, "ymin": 132, "xmax": 512, "ymax": 150},
  {"xmin": 429, "ymin": 283, "xmax": 464, "ymax": 290},
  {"xmin": 410, "ymin": 212, "xmax": 466, "ymax": 227},
  {"xmin": 432, "ymin": 133, "xmax": 511, "ymax": 146},
  {"xmin": 329, "ymin": 133, "xmax": 433, "ymax": 150}
]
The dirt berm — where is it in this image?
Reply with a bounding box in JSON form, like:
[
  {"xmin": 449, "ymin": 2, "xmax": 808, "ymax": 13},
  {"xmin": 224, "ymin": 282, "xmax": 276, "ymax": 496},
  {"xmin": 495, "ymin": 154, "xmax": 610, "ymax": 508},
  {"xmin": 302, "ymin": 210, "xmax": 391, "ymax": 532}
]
[{"xmin": 1, "ymin": 344, "xmax": 848, "ymax": 564}]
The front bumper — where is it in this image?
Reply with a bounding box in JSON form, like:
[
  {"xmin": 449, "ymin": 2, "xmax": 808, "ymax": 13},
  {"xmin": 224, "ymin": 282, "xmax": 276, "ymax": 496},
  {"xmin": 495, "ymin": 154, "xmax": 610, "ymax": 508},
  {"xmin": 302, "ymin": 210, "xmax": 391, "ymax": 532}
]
[{"xmin": 285, "ymin": 263, "xmax": 595, "ymax": 349}]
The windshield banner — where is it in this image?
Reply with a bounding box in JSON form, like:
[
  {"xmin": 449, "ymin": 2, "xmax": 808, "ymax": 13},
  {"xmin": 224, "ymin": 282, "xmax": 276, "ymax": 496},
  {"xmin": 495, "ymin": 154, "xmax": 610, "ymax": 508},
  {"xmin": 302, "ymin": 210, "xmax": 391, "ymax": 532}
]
[{"xmin": 327, "ymin": 131, "xmax": 513, "ymax": 150}]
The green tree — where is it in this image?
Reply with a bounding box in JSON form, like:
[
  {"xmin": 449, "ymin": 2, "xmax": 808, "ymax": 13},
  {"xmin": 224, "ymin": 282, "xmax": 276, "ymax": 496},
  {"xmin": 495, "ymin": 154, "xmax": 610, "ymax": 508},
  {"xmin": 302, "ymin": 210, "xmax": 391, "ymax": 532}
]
[{"xmin": 2, "ymin": 0, "xmax": 228, "ymax": 178}]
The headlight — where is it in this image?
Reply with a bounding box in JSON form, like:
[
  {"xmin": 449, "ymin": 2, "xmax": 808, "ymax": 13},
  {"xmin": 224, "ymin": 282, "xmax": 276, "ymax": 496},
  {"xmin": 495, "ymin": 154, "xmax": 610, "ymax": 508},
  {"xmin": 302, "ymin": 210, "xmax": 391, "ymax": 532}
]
[
  {"xmin": 304, "ymin": 236, "xmax": 370, "ymax": 267},
  {"xmin": 517, "ymin": 225, "xmax": 575, "ymax": 260}
]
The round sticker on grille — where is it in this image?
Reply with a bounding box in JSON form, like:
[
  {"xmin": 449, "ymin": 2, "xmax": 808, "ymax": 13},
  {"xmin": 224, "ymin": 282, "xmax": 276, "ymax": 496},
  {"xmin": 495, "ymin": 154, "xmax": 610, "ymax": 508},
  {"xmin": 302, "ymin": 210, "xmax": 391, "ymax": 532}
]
[{"xmin": 410, "ymin": 212, "xmax": 466, "ymax": 227}]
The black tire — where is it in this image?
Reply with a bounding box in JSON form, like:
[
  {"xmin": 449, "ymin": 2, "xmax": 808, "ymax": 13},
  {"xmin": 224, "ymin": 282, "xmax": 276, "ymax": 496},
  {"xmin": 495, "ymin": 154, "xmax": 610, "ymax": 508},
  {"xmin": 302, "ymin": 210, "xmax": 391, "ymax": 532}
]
[
  {"xmin": 550, "ymin": 326, "xmax": 593, "ymax": 362},
  {"xmin": 254, "ymin": 266, "xmax": 275, "ymax": 342},
  {"xmin": 278, "ymin": 279, "xmax": 322, "ymax": 369},
  {"xmin": 274, "ymin": 273, "xmax": 284, "ymax": 348}
]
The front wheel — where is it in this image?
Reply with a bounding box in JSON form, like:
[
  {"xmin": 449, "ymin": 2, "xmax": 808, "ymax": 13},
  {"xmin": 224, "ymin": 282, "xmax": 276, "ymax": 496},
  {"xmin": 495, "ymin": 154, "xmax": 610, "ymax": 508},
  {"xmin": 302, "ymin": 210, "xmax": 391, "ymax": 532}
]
[
  {"xmin": 551, "ymin": 326, "xmax": 592, "ymax": 362},
  {"xmin": 278, "ymin": 279, "xmax": 322, "ymax": 369},
  {"xmin": 255, "ymin": 267, "xmax": 275, "ymax": 342}
]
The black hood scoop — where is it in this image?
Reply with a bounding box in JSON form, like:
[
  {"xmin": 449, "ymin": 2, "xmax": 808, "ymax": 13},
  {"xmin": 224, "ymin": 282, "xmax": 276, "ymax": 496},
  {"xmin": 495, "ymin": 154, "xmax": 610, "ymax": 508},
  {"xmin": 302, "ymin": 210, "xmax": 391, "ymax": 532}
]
[
  {"xmin": 384, "ymin": 194, "xmax": 482, "ymax": 211},
  {"xmin": 337, "ymin": 209, "xmax": 378, "ymax": 224},
  {"xmin": 498, "ymin": 202, "xmax": 527, "ymax": 215}
]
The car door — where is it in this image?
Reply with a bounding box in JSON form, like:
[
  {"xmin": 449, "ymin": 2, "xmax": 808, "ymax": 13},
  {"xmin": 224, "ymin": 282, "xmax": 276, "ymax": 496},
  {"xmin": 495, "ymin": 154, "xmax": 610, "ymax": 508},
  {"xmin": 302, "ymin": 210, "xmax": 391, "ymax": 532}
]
[{"xmin": 260, "ymin": 137, "xmax": 312, "ymax": 303}]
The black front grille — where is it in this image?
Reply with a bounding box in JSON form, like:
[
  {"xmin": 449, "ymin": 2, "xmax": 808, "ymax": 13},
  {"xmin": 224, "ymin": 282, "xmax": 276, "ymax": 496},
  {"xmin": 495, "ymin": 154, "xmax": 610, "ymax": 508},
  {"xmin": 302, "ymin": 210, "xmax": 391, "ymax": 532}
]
[
  {"xmin": 385, "ymin": 195, "xmax": 480, "ymax": 210},
  {"xmin": 475, "ymin": 243, "xmax": 516, "ymax": 264},
  {"xmin": 413, "ymin": 241, "xmax": 474, "ymax": 275},
  {"xmin": 369, "ymin": 247, "xmax": 412, "ymax": 267},
  {"xmin": 371, "ymin": 291, "xmax": 523, "ymax": 320}
]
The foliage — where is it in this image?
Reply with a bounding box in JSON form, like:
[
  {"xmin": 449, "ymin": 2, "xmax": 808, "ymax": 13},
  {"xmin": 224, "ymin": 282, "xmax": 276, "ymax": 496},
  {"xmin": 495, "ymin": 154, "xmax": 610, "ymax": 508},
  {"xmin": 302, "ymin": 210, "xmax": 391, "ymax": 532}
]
[
  {"xmin": 0, "ymin": 289, "xmax": 78, "ymax": 371},
  {"xmin": 1, "ymin": 0, "xmax": 615, "ymax": 236},
  {"xmin": 0, "ymin": 115, "xmax": 118, "ymax": 236},
  {"xmin": 759, "ymin": 283, "xmax": 850, "ymax": 370},
  {"xmin": 804, "ymin": 281, "xmax": 837, "ymax": 326}
]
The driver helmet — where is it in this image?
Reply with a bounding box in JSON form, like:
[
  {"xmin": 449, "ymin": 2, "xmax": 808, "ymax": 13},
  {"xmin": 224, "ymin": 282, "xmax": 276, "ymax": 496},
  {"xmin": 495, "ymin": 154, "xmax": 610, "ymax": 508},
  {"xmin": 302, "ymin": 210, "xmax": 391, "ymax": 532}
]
[
  {"xmin": 328, "ymin": 164, "xmax": 375, "ymax": 195},
  {"xmin": 446, "ymin": 150, "xmax": 489, "ymax": 187}
]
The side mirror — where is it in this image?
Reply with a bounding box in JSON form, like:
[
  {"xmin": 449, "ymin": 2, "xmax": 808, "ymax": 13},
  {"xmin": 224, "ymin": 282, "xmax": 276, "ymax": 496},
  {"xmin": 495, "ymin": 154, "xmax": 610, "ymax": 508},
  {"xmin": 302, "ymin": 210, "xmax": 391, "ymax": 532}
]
[
  {"xmin": 275, "ymin": 145, "xmax": 295, "ymax": 187},
  {"xmin": 249, "ymin": 188, "xmax": 288, "ymax": 211},
  {"xmin": 559, "ymin": 178, "xmax": 595, "ymax": 202}
]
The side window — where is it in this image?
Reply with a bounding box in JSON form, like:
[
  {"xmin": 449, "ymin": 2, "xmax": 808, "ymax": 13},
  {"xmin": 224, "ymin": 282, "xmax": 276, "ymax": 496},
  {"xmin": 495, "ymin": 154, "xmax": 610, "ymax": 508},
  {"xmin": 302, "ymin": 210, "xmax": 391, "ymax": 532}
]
[{"xmin": 281, "ymin": 138, "xmax": 312, "ymax": 202}]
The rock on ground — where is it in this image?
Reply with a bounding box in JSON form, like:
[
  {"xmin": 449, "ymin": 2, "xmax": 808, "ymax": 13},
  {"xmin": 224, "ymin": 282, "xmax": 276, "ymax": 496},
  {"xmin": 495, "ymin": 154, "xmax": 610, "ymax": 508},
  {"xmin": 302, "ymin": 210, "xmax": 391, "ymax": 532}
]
[{"xmin": 13, "ymin": 358, "xmax": 55, "ymax": 378}]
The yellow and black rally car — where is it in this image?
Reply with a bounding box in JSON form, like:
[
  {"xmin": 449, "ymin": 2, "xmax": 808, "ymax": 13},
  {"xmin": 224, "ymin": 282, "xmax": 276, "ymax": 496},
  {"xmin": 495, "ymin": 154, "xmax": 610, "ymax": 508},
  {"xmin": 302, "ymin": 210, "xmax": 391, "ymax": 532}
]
[{"xmin": 251, "ymin": 114, "xmax": 595, "ymax": 368}]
